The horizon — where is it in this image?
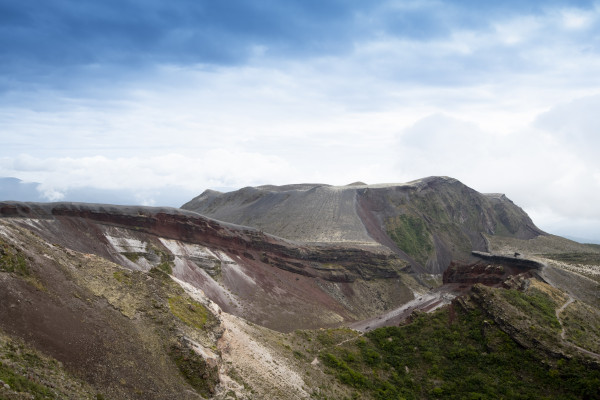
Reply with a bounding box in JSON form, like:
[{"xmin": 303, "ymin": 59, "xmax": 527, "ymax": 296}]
[
  {"xmin": 2, "ymin": 175, "xmax": 599, "ymax": 244},
  {"xmin": 1, "ymin": 1, "xmax": 599, "ymax": 243}
]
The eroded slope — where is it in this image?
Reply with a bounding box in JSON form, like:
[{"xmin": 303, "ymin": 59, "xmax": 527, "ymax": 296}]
[
  {"xmin": 0, "ymin": 202, "xmax": 416, "ymax": 332},
  {"xmin": 183, "ymin": 177, "xmax": 545, "ymax": 274},
  {"xmin": 0, "ymin": 216, "xmax": 391, "ymax": 400}
]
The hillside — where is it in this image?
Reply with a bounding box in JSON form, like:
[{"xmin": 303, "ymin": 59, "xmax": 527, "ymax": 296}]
[
  {"xmin": 183, "ymin": 177, "xmax": 544, "ymax": 274},
  {"xmin": 0, "ymin": 216, "xmax": 354, "ymax": 399},
  {"xmin": 0, "ymin": 202, "xmax": 416, "ymax": 332},
  {"xmin": 1, "ymin": 177, "xmax": 599, "ymax": 399},
  {"xmin": 1, "ymin": 216, "xmax": 598, "ymax": 399}
]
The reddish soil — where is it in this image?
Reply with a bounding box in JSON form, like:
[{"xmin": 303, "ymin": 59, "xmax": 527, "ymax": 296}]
[{"xmin": 0, "ymin": 242, "xmax": 202, "ymax": 399}]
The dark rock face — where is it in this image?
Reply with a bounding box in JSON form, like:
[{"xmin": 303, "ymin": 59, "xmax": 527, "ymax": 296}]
[
  {"xmin": 356, "ymin": 177, "xmax": 545, "ymax": 273},
  {"xmin": 182, "ymin": 177, "xmax": 545, "ymax": 274},
  {"xmin": 443, "ymin": 261, "xmax": 508, "ymax": 286},
  {"xmin": 443, "ymin": 252, "xmax": 542, "ymax": 287}
]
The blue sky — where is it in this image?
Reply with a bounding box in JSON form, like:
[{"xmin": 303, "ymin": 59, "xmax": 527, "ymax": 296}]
[{"xmin": 1, "ymin": 0, "xmax": 600, "ymax": 242}]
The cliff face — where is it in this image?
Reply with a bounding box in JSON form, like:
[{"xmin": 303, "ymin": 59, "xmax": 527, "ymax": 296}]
[
  {"xmin": 442, "ymin": 252, "xmax": 543, "ymax": 287},
  {"xmin": 0, "ymin": 201, "xmax": 413, "ymax": 332},
  {"xmin": 182, "ymin": 177, "xmax": 545, "ymax": 274}
]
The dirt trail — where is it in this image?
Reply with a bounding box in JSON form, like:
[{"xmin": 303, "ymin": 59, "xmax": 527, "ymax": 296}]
[
  {"xmin": 555, "ymin": 295, "xmax": 600, "ymax": 360},
  {"xmin": 335, "ymin": 333, "xmax": 364, "ymax": 347},
  {"xmin": 556, "ymin": 296, "xmax": 574, "ymax": 340}
]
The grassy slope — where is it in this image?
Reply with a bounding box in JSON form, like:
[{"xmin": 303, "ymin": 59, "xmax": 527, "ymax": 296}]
[
  {"xmin": 385, "ymin": 214, "xmax": 434, "ymax": 265},
  {"xmin": 0, "ymin": 331, "xmax": 97, "ymax": 400},
  {"xmin": 313, "ymin": 284, "xmax": 600, "ymax": 400}
]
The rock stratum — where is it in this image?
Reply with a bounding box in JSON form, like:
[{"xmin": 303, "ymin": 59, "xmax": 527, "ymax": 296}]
[
  {"xmin": 0, "ymin": 201, "xmax": 414, "ymax": 333},
  {"xmin": 182, "ymin": 176, "xmax": 544, "ymax": 274}
]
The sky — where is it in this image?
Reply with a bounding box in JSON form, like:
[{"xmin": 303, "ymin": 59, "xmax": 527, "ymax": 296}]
[{"xmin": 1, "ymin": 0, "xmax": 599, "ymax": 242}]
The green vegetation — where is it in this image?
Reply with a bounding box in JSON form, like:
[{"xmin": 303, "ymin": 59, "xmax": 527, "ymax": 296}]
[
  {"xmin": 386, "ymin": 214, "xmax": 433, "ymax": 265},
  {"xmin": 146, "ymin": 244, "xmax": 175, "ymax": 274},
  {"xmin": 500, "ymin": 287, "xmax": 561, "ymax": 331},
  {"xmin": 0, "ymin": 334, "xmax": 95, "ymax": 399},
  {"xmin": 315, "ymin": 328, "xmax": 358, "ymax": 347},
  {"xmin": 0, "ymin": 239, "xmax": 30, "ymax": 276},
  {"xmin": 0, "ymin": 361, "xmax": 57, "ymax": 399},
  {"xmin": 170, "ymin": 342, "xmax": 219, "ymax": 397},
  {"xmin": 293, "ymin": 349, "xmax": 308, "ymax": 360},
  {"xmin": 0, "ymin": 238, "xmax": 45, "ymax": 290},
  {"xmin": 155, "ymin": 261, "xmax": 173, "ymax": 274},
  {"xmin": 563, "ymin": 301, "xmax": 600, "ymax": 354},
  {"xmin": 113, "ymin": 270, "xmax": 132, "ymax": 285},
  {"xmin": 168, "ymin": 296, "xmax": 209, "ymax": 330},
  {"xmin": 405, "ymin": 193, "xmax": 452, "ymax": 225},
  {"xmin": 321, "ymin": 352, "xmax": 368, "ymax": 389},
  {"xmin": 121, "ymin": 252, "xmax": 141, "ymax": 262},
  {"xmin": 318, "ymin": 302, "xmax": 600, "ymax": 399}
]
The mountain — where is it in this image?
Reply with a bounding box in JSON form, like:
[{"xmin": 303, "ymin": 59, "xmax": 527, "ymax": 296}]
[
  {"xmin": 1, "ymin": 177, "xmax": 599, "ymax": 399},
  {"xmin": 182, "ymin": 177, "xmax": 544, "ymax": 274}
]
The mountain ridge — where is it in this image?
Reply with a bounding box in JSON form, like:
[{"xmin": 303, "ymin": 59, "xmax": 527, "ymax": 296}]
[{"xmin": 182, "ymin": 176, "xmax": 545, "ymax": 274}]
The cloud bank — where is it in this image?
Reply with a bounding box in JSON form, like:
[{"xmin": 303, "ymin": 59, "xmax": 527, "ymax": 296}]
[{"xmin": 1, "ymin": 1, "xmax": 600, "ymax": 241}]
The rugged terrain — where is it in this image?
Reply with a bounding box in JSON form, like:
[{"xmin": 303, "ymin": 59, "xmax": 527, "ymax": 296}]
[
  {"xmin": 0, "ymin": 176, "xmax": 599, "ymax": 399},
  {"xmin": 182, "ymin": 177, "xmax": 544, "ymax": 274},
  {"xmin": 0, "ymin": 202, "xmax": 416, "ymax": 332}
]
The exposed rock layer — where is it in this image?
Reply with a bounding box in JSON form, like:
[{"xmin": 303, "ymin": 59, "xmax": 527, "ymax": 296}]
[
  {"xmin": 443, "ymin": 251, "xmax": 543, "ymax": 287},
  {"xmin": 0, "ymin": 202, "xmax": 413, "ymax": 332}
]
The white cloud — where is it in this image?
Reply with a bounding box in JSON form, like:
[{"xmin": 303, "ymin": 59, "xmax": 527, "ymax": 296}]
[
  {"xmin": 534, "ymin": 94, "xmax": 600, "ymax": 163},
  {"xmin": 2, "ymin": 5, "xmax": 600, "ymax": 240},
  {"xmin": 0, "ymin": 151, "xmax": 294, "ymax": 193},
  {"xmin": 492, "ymin": 15, "xmax": 542, "ymax": 45},
  {"xmin": 393, "ymin": 104, "xmax": 600, "ymax": 240},
  {"xmin": 36, "ymin": 186, "xmax": 65, "ymax": 202},
  {"xmin": 528, "ymin": 206, "xmax": 600, "ymax": 243},
  {"xmin": 560, "ymin": 8, "xmax": 594, "ymax": 30}
]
